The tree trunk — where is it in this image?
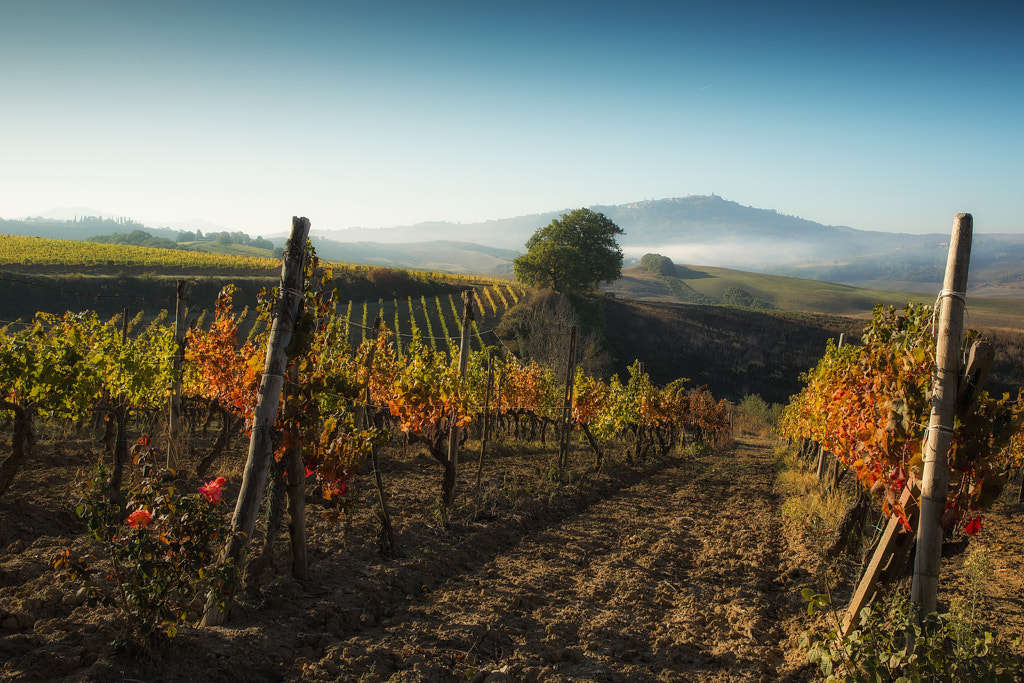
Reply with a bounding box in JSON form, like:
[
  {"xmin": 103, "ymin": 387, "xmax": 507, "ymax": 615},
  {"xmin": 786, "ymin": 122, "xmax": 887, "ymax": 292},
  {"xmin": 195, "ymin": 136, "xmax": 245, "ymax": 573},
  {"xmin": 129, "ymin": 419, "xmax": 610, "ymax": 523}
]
[
  {"xmin": 243, "ymin": 459, "xmax": 287, "ymax": 596},
  {"xmin": 580, "ymin": 422, "xmax": 603, "ymax": 472},
  {"xmin": 109, "ymin": 407, "xmax": 129, "ymax": 493},
  {"xmin": 285, "ymin": 435, "xmax": 308, "ymax": 580},
  {"xmin": 0, "ymin": 403, "xmax": 32, "ymax": 499},
  {"xmin": 195, "ymin": 405, "xmax": 238, "ymax": 479}
]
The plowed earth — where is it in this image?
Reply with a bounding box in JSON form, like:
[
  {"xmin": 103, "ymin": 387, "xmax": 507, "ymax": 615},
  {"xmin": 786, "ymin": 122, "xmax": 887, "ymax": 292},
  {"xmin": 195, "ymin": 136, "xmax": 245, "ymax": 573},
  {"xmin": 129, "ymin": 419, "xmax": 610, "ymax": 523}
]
[{"xmin": 2, "ymin": 432, "xmax": 1021, "ymax": 682}]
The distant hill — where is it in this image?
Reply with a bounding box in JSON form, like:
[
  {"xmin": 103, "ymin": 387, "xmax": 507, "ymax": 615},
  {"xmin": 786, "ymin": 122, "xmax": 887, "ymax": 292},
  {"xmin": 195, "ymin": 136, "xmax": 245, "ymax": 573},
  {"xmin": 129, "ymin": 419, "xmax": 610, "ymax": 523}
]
[
  {"xmin": 606, "ymin": 263, "xmax": 1024, "ymax": 330},
  {"xmin": 298, "ymin": 196, "xmax": 1024, "ymax": 289},
  {"xmin": 308, "ymin": 238, "xmax": 517, "ymax": 275},
  {"xmin": 8, "ymin": 196, "xmax": 1024, "ymax": 286}
]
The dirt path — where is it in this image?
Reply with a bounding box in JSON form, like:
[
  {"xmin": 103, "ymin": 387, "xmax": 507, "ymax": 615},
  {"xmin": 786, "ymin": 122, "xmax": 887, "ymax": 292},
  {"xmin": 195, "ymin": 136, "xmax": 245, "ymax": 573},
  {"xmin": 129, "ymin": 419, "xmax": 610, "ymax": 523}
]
[
  {"xmin": 1, "ymin": 436, "xmax": 819, "ymax": 682},
  {"xmin": 303, "ymin": 437, "xmax": 809, "ymax": 682}
]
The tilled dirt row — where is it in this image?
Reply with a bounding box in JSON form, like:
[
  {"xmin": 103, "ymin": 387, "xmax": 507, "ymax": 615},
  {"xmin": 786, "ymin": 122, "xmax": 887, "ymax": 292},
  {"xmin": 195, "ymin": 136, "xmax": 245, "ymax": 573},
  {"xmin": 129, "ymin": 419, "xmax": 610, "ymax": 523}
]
[
  {"xmin": 1, "ymin": 436, "xmax": 820, "ymax": 682},
  {"xmin": 301, "ymin": 438, "xmax": 813, "ymax": 682}
]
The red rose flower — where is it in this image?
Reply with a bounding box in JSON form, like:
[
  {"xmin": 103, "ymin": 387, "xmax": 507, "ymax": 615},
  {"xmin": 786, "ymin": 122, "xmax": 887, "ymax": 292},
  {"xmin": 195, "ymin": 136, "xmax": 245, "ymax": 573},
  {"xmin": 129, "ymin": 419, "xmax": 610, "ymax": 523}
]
[
  {"xmin": 127, "ymin": 509, "xmax": 153, "ymax": 528},
  {"xmin": 964, "ymin": 516, "xmax": 982, "ymax": 535}
]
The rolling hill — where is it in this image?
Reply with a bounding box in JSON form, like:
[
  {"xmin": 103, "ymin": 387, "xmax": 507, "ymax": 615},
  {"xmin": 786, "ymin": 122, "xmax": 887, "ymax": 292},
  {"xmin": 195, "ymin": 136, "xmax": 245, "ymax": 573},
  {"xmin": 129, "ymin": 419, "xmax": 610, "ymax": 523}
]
[
  {"xmin": 7, "ymin": 195, "xmax": 1024, "ymax": 291},
  {"xmin": 605, "ymin": 262, "xmax": 1024, "ymax": 331}
]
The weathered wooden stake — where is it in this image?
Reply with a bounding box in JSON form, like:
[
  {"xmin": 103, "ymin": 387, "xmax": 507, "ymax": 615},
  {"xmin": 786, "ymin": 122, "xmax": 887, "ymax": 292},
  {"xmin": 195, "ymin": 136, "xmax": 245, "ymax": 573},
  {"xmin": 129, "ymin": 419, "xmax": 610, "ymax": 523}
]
[
  {"xmin": 284, "ymin": 363, "xmax": 308, "ymax": 580},
  {"xmin": 365, "ymin": 317, "xmax": 395, "ymax": 556},
  {"xmin": 444, "ymin": 290, "xmax": 474, "ymax": 506},
  {"xmin": 475, "ymin": 352, "xmax": 495, "ymax": 492},
  {"xmin": 168, "ymin": 279, "xmax": 187, "ymax": 471},
  {"xmin": 841, "ymin": 486, "xmax": 921, "ymax": 636},
  {"xmin": 911, "ymin": 213, "xmax": 972, "ymax": 615},
  {"xmin": 557, "ymin": 326, "xmax": 578, "ymax": 471},
  {"xmin": 202, "ymin": 216, "xmax": 310, "ymax": 627},
  {"xmin": 110, "ymin": 308, "xmax": 131, "ymax": 493}
]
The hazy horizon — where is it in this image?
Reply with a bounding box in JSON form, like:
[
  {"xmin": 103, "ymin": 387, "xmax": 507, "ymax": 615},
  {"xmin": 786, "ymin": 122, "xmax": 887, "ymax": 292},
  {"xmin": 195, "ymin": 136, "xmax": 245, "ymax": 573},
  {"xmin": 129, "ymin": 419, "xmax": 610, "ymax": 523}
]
[{"xmin": 3, "ymin": 1, "xmax": 1022, "ymax": 236}]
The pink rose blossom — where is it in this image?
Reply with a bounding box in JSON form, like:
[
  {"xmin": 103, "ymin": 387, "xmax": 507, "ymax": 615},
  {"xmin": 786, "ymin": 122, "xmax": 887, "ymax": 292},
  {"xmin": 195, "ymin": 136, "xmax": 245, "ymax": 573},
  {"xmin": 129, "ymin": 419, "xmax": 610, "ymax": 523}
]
[{"xmin": 199, "ymin": 477, "xmax": 226, "ymax": 504}]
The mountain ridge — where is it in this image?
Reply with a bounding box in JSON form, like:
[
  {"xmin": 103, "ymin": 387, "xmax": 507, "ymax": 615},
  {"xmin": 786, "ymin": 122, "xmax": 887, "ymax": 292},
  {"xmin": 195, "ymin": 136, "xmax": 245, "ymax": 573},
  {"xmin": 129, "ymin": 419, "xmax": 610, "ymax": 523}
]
[{"xmin": 5, "ymin": 196, "xmax": 1024, "ymax": 287}]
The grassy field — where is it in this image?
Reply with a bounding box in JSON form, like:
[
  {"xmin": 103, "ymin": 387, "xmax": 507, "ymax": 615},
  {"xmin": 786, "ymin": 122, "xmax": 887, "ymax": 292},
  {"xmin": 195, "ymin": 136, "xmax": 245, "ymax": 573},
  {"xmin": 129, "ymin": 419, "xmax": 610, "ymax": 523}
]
[{"xmin": 605, "ymin": 264, "xmax": 1024, "ymax": 329}]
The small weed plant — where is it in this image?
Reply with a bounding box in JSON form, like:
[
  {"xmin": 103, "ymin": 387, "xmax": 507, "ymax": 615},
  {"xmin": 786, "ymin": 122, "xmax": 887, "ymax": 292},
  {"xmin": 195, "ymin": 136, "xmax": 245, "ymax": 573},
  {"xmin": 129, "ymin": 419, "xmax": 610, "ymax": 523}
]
[
  {"xmin": 800, "ymin": 589, "xmax": 1019, "ymax": 682},
  {"xmin": 949, "ymin": 547, "xmax": 994, "ymax": 652},
  {"xmin": 734, "ymin": 394, "xmax": 783, "ymax": 436},
  {"xmin": 54, "ymin": 438, "xmax": 238, "ymax": 648},
  {"xmin": 776, "ymin": 446, "xmax": 850, "ymax": 540}
]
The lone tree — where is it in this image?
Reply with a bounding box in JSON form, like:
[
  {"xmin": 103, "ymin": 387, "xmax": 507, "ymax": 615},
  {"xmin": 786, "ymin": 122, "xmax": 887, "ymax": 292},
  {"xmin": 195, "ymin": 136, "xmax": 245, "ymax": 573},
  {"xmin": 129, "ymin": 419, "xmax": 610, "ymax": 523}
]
[{"xmin": 513, "ymin": 208, "xmax": 624, "ymax": 293}]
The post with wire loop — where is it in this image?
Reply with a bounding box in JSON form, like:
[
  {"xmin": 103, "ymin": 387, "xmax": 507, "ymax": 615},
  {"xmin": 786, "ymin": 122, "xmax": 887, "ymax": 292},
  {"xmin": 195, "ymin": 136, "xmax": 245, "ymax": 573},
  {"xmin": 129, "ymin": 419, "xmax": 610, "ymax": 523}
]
[
  {"xmin": 911, "ymin": 213, "xmax": 972, "ymax": 617},
  {"xmin": 202, "ymin": 216, "xmax": 310, "ymax": 627}
]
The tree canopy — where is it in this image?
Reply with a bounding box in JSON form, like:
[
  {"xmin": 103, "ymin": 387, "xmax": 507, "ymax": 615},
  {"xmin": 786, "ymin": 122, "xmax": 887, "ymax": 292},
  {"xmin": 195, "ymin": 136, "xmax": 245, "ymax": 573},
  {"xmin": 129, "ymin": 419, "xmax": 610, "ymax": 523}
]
[
  {"xmin": 512, "ymin": 209, "xmax": 624, "ymax": 293},
  {"xmin": 640, "ymin": 253, "xmax": 675, "ymax": 276}
]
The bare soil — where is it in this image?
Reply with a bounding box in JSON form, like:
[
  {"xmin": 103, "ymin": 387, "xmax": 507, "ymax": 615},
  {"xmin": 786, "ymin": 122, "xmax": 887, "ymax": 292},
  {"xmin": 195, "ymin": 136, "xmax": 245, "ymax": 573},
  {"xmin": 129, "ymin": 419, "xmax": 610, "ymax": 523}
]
[{"xmin": 2, "ymin": 430, "xmax": 1022, "ymax": 682}]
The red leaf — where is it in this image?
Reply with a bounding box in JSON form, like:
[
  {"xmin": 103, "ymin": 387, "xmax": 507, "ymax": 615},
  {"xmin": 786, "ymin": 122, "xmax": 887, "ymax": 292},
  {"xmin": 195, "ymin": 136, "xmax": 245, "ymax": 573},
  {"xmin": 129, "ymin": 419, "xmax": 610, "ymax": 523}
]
[{"xmin": 965, "ymin": 516, "xmax": 982, "ymax": 536}]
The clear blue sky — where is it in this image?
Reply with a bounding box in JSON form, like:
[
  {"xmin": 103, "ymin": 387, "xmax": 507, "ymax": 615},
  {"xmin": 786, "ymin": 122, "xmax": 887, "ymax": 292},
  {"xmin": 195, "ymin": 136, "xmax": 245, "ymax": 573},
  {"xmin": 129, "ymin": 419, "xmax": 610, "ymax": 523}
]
[{"xmin": 2, "ymin": 0, "xmax": 1022, "ymax": 235}]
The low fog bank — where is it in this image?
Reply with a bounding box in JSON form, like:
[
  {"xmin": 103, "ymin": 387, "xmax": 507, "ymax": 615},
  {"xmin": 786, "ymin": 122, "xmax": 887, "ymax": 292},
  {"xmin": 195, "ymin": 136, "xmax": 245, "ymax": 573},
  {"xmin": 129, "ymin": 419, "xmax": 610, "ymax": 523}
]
[{"xmin": 622, "ymin": 239, "xmax": 821, "ymax": 271}]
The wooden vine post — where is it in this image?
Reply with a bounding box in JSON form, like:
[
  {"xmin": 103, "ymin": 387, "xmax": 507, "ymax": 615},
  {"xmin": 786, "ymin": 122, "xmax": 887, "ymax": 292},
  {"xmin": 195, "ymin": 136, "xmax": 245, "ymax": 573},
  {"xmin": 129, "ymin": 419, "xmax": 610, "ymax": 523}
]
[
  {"xmin": 364, "ymin": 317, "xmax": 395, "ymax": 556},
  {"xmin": 110, "ymin": 308, "xmax": 131, "ymax": 494},
  {"xmin": 202, "ymin": 216, "xmax": 310, "ymax": 627},
  {"xmin": 841, "ymin": 485, "xmax": 921, "ymax": 636},
  {"xmin": 444, "ymin": 290, "xmax": 474, "ymax": 507},
  {"xmin": 557, "ymin": 325, "xmax": 578, "ymax": 471},
  {"xmin": 475, "ymin": 352, "xmax": 495, "ymax": 492},
  {"xmin": 284, "ymin": 363, "xmax": 308, "ymax": 580},
  {"xmin": 840, "ymin": 214, "xmax": 974, "ymax": 637},
  {"xmin": 168, "ymin": 279, "xmax": 187, "ymax": 471},
  {"xmin": 911, "ymin": 213, "xmax": 972, "ymax": 614}
]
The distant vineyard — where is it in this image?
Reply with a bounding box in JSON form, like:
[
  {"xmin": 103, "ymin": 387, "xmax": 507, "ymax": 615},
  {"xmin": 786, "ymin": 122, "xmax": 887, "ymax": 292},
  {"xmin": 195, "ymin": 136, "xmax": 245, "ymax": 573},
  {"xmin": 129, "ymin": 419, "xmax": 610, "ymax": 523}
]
[
  {"xmin": 339, "ymin": 283, "xmax": 524, "ymax": 353},
  {"xmin": 0, "ymin": 273, "xmax": 717, "ymax": 500},
  {"xmin": 0, "ymin": 235, "xmax": 280, "ymax": 272}
]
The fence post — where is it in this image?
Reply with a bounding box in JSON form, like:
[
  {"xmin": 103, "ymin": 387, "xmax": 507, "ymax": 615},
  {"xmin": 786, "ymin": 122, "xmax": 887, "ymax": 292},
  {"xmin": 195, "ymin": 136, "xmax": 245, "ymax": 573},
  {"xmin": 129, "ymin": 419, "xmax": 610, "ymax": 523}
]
[
  {"xmin": 557, "ymin": 326, "xmax": 578, "ymax": 470},
  {"xmin": 202, "ymin": 216, "xmax": 310, "ymax": 627},
  {"xmin": 168, "ymin": 279, "xmax": 187, "ymax": 471},
  {"xmin": 444, "ymin": 290, "xmax": 474, "ymax": 506},
  {"xmin": 284, "ymin": 363, "xmax": 308, "ymax": 580},
  {"xmin": 365, "ymin": 317, "xmax": 395, "ymax": 556},
  {"xmin": 911, "ymin": 213, "xmax": 972, "ymax": 615},
  {"xmin": 110, "ymin": 308, "xmax": 131, "ymax": 493},
  {"xmin": 476, "ymin": 352, "xmax": 495, "ymax": 492}
]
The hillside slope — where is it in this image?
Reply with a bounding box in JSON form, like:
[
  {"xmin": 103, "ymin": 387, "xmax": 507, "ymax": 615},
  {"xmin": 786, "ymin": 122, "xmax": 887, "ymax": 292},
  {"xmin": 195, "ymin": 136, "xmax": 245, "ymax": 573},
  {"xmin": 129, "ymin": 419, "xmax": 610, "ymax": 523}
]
[{"xmin": 605, "ymin": 263, "xmax": 1024, "ymax": 330}]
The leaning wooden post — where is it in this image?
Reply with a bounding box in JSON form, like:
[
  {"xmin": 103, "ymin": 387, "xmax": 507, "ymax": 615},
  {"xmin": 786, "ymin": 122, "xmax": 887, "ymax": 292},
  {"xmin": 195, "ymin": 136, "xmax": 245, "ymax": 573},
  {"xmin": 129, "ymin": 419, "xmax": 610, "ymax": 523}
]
[
  {"xmin": 168, "ymin": 279, "xmax": 187, "ymax": 471},
  {"xmin": 911, "ymin": 213, "xmax": 972, "ymax": 615},
  {"xmin": 557, "ymin": 325, "xmax": 578, "ymax": 471},
  {"xmin": 444, "ymin": 290, "xmax": 474, "ymax": 507},
  {"xmin": 202, "ymin": 216, "xmax": 310, "ymax": 627},
  {"xmin": 841, "ymin": 485, "xmax": 921, "ymax": 636}
]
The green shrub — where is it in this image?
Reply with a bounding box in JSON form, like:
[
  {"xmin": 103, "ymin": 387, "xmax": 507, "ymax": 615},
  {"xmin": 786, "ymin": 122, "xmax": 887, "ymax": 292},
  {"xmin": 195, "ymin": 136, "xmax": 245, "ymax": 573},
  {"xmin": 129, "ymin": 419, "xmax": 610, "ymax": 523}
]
[
  {"xmin": 800, "ymin": 590, "xmax": 1019, "ymax": 682},
  {"xmin": 735, "ymin": 393, "xmax": 783, "ymax": 434},
  {"xmin": 54, "ymin": 441, "xmax": 237, "ymax": 649},
  {"xmin": 640, "ymin": 253, "xmax": 676, "ymax": 276}
]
